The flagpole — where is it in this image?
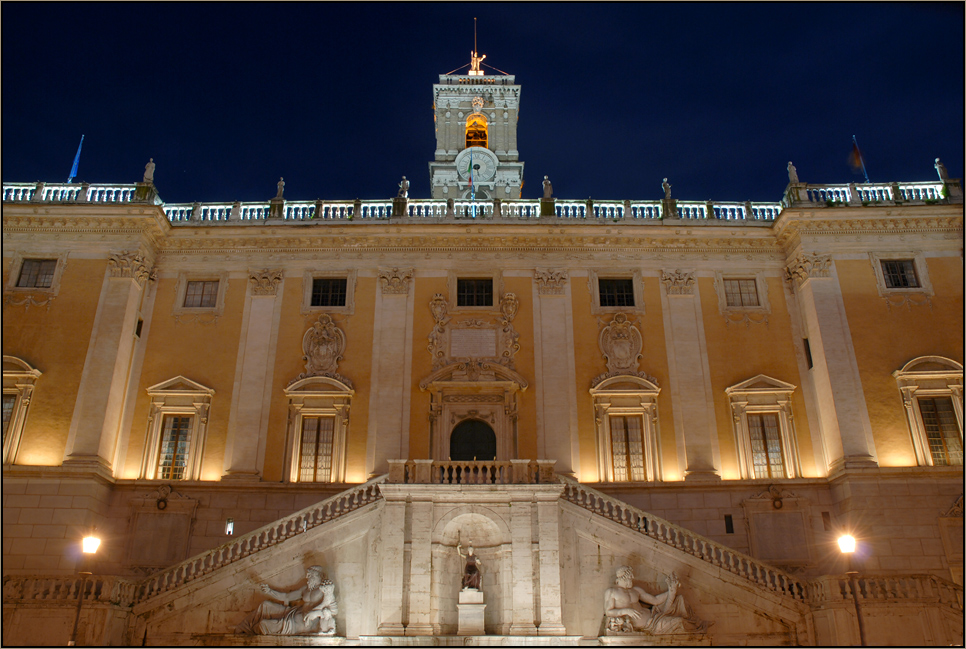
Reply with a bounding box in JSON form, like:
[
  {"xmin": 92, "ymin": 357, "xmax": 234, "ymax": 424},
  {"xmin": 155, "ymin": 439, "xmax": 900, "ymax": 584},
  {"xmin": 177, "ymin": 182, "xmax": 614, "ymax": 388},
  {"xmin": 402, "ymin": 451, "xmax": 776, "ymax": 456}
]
[
  {"xmin": 852, "ymin": 135, "xmax": 870, "ymax": 184},
  {"xmin": 67, "ymin": 135, "xmax": 85, "ymax": 184}
]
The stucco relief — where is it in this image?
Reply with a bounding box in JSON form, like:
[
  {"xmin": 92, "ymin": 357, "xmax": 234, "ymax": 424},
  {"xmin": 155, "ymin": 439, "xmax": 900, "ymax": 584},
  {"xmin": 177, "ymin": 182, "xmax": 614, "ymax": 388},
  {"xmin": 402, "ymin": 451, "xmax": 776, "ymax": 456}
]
[
  {"xmin": 295, "ymin": 314, "xmax": 351, "ymax": 387},
  {"xmin": 534, "ymin": 268, "xmax": 568, "ymax": 294},
  {"xmin": 427, "ymin": 293, "xmax": 520, "ymax": 371},
  {"xmin": 783, "ymin": 253, "xmax": 832, "ymax": 285},
  {"xmin": 660, "ymin": 269, "xmax": 695, "ymax": 295},
  {"xmin": 249, "ymin": 268, "xmax": 284, "ymax": 296},
  {"xmin": 378, "ymin": 267, "xmax": 414, "ymax": 294},
  {"xmin": 598, "ymin": 313, "xmax": 642, "ymax": 372}
]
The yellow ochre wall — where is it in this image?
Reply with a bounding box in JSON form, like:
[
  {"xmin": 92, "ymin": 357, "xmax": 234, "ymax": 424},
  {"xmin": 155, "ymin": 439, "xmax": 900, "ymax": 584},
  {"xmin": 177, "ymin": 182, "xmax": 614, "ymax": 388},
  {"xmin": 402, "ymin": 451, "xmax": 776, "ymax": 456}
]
[
  {"xmin": 504, "ymin": 276, "xmax": 537, "ymax": 460},
  {"xmin": 2, "ymin": 258, "xmax": 106, "ymax": 465},
  {"xmin": 837, "ymin": 257, "xmax": 965, "ymax": 467},
  {"xmin": 409, "ymin": 275, "xmax": 446, "ymax": 460}
]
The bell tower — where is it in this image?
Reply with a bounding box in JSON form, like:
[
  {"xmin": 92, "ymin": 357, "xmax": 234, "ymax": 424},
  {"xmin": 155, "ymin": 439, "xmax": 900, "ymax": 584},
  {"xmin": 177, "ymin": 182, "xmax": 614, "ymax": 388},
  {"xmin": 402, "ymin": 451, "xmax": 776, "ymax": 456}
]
[{"xmin": 428, "ymin": 49, "xmax": 524, "ymax": 200}]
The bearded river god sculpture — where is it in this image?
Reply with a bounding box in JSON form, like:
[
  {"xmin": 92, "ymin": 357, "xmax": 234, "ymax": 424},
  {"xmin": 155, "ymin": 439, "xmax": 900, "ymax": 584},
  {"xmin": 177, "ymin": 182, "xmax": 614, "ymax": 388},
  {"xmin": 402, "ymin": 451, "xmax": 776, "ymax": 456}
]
[
  {"xmin": 236, "ymin": 566, "xmax": 338, "ymax": 636},
  {"xmin": 603, "ymin": 566, "xmax": 708, "ymax": 635}
]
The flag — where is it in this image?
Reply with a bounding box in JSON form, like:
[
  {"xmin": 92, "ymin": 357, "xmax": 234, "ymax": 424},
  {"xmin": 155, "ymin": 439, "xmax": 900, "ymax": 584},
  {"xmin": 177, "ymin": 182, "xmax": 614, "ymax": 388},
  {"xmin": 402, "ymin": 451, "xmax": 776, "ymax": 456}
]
[
  {"xmin": 848, "ymin": 135, "xmax": 870, "ymax": 184},
  {"xmin": 67, "ymin": 135, "xmax": 84, "ymax": 183}
]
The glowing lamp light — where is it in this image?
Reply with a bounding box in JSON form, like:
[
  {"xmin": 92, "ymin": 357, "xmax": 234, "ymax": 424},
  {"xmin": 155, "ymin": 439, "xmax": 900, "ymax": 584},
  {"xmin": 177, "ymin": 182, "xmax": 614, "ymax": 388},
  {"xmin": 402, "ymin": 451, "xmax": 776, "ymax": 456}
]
[
  {"xmin": 837, "ymin": 534, "xmax": 856, "ymax": 554},
  {"xmin": 81, "ymin": 536, "xmax": 101, "ymax": 554}
]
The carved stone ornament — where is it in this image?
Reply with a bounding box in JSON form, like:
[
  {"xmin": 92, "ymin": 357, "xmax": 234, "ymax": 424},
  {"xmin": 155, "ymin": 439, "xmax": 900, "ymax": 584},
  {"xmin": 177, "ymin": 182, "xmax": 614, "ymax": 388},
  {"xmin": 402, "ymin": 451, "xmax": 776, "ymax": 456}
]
[
  {"xmin": 428, "ymin": 294, "xmax": 521, "ymax": 371},
  {"xmin": 599, "ymin": 313, "xmax": 643, "ymax": 375},
  {"xmin": 783, "ymin": 253, "xmax": 832, "ymax": 286},
  {"xmin": 378, "ymin": 267, "xmax": 414, "ymax": 295},
  {"xmin": 249, "ymin": 269, "xmax": 284, "ymax": 296},
  {"xmin": 942, "ymin": 494, "xmax": 964, "ymax": 518},
  {"xmin": 500, "ymin": 292, "xmax": 519, "ymax": 323},
  {"xmin": 296, "ymin": 314, "xmax": 351, "ymax": 387},
  {"xmin": 430, "ymin": 293, "xmax": 449, "ymax": 324},
  {"xmin": 603, "ymin": 566, "xmax": 708, "ymax": 635},
  {"xmin": 660, "ymin": 269, "xmax": 695, "ymax": 295},
  {"xmin": 109, "ymin": 251, "xmax": 152, "ymax": 286},
  {"xmin": 534, "ymin": 268, "xmax": 569, "ymax": 295},
  {"xmin": 3, "ymin": 293, "xmax": 55, "ymax": 312},
  {"xmin": 236, "ymin": 566, "xmax": 339, "ymax": 636}
]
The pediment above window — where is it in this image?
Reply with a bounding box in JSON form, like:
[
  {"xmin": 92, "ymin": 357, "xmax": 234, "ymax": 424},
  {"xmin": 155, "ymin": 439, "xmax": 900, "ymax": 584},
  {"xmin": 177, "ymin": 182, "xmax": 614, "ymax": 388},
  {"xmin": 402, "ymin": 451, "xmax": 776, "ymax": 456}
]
[
  {"xmin": 419, "ymin": 360, "xmax": 528, "ymax": 391},
  {"xmin": 725, "ymin": 374, "xmax": 796, "ymax": 398},
  {"xmin": 146, "ymin": 375, "xmax": 215, "ymax": 398},
  {"xmin": 284, "ymin": 375, "xmax": 354, "ymax": 396}
]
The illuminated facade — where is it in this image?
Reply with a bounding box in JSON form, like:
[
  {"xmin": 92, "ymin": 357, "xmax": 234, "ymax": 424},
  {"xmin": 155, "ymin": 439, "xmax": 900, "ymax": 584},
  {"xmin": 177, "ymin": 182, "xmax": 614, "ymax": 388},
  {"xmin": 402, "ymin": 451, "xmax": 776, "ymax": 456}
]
[{"xmin": 2, "ymin": 58, "xmax": 963, "ymax": 646}]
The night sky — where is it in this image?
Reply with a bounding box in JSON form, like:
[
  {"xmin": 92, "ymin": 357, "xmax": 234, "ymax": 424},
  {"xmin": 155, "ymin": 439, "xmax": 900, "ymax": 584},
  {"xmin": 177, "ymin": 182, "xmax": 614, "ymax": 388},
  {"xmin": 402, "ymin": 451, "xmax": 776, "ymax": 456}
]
[{"xmin": 3, "ymin": 3, "xmax": 963, "ymax": 204}]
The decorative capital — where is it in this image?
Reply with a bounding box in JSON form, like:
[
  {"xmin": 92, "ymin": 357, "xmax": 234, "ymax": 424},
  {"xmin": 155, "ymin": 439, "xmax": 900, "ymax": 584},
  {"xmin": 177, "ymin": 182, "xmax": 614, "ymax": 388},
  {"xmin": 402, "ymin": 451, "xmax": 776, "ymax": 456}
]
[
  {"xmin": 534, "ymin": 268, "xmax": 569, "ymax": 295},
  {"xmin": 249, "ymin": 269, "xmax": 284, "ymax": 296},
  {"xmin": 784, "ymin": 253, "xmax": 832, "ymax": 285},
  {"xmin": 109, "ymin": 251, "xmax": 152, "ymax": 286},
  {"xmin": 660, "ymin": 269, "xmax": 695, "ymax": 295},
  {"xmin": 378, "ymin": 267, "xmax": 414, "ymax": 295}
]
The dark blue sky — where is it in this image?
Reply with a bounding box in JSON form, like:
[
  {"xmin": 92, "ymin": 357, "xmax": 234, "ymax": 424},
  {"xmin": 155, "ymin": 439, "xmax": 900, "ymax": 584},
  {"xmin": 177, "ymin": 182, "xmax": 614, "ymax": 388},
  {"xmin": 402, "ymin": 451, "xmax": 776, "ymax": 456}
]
[{"xmin": 3, "ymin": 3, "xmax": 963, "ymax": 203}]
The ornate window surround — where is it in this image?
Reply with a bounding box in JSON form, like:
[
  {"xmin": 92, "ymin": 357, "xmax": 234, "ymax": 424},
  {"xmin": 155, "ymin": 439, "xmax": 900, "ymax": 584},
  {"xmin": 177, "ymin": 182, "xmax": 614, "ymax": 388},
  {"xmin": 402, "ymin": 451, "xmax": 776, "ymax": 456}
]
[
  {"xmin": 171, "ymin": 271, "xmax": 229, "ymax": 318},
  {"xmin": 713, "ymin": 271, "xmax": 771, "ymax": 318},
  {"xmin": 869, "ymin": 251, "xmax": 934, "ymax": 297},
  {"xmin": 588, "ymin": 269, "xmax": 644, "ymax": 315},
  {"xmin": 725, "ymin": 375, "xmax": 802, "ymax": 480},
  {"xmin": 590, "ymin": 374, "xmax": 662, "ymax": 482},
  {"xmin": 4, "ymin": 251, "xmax": 69, "ymax": 296},
  {"xmin": 300, "ymin": 270, "xmax": 357, "ymax": 315},
  {"xmin": 447, "ymin": 270, "xmax": 503, "ymax": 315},
  {"xmin": 283, "ymin": 376, "xmax": 353, "ymax": 483},
  {"xmin": 893, "ymin": 356, "xmax": 964, "ymax": 467},
  {"xmin": 140, "ymin": 376, "xmax": 214, "ymax": 480},
  {"xmin": 2, "ymin": 355, "xmax": 42, "ymax": 465}
]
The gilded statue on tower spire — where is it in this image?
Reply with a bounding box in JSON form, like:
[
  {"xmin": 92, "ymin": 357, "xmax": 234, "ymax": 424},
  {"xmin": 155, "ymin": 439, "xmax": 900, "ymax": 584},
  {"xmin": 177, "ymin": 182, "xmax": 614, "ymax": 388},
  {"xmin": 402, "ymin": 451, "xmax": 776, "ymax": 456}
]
[{"xmin": 469, "ymin": 17, "xmax": 486, "ymax": 75}]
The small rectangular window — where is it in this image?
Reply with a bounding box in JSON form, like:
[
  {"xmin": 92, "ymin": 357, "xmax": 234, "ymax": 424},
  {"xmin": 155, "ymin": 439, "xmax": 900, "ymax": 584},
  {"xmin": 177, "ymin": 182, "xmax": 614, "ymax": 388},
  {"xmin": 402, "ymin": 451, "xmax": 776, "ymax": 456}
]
[
  {"xmin": 918, "ymin": 397, "xmax": 963, "ymax": 466},
  {"xmin": 599, "ymin": 278, "xmax": 635, "ymax": 307},
  {"xmin": 183, "ymin": 281, "xmax": 219, "ymax": 308},
  {"xmin": 803, "ymin": 339, "xmax": 813, "ymax": 370},
  {"xmin": 610, "ymin": 415, "xmax": 646, "ymax": 481},
  {"xmin": 724, "ymin": 514, "xmax": 734, "ymax": 534},
  {"xmin": 456, "ymin": 278, "xmax": 493, "ymax": 307},
  {"xmin": 158, "ymin": 415, "xmax": 193, "ymax": 480},
  {"xmin": 298, "ymin": 416, "xmax": 335, "ymax": 482},
  {"xmin": 16, "ymin": 259, "xmax": 57, "ymax": 288},
  {"xmin": 311, "ymin": 278, "xmax": 348, "ymax": 307},
  {"xmin": 723, "ymin": 278, "xmax": 759, "ymax": 307},
  {"xmin": 748, "ymin": 413, "xmax": 785, "ymax": 479},
  {"xmin": 822, "ymin": 512, "xmax": 832, "ymax": 531},
  {"xmin": 881, "ymin": 260, "xmax": 919, "ymax": 289}
]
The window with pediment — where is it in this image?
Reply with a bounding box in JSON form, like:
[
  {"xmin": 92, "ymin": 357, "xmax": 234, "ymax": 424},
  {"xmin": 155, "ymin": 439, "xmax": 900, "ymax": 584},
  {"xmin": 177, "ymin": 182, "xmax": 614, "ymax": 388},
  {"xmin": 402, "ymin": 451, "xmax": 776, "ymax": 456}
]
[
  {"xmin": 2, "ymin": 356, "xmax": 42, "ymax": 465},
  {"xmin": 284, "ymin": 376, "xmax": 352, "ymax": 483},
  {"xmin": 726, "ymin": 375, "xmax": 802, "ymax": 480},
  {"xmin": 591, "ymin": 375, "xmax": 662, "ymax": 482},
  {"xmin": 893, "ymin": 356, "xmax": 964, "ymax": 467},
  {"xmin": 140, "ymin": 376, "xmax": 214, "ymax": 480}
]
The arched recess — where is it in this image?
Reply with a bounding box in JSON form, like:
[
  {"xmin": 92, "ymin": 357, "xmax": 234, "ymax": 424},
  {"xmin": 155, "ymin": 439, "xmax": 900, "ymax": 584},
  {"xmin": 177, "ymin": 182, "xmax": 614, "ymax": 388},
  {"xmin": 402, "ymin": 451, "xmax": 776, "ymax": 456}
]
[
  {"xmin": 3, "ymin": 355, "xmax": 42, "ymax": 465},
  {"xmin": 283, "ymin": 376, "xmax": 354, "ymax": 482},
  {"xmin": 590, "ymin": 374, "xmax": 662, "ymax": 482},
  {"xmin": 465, "ymin": 113, "xmax": 488, "ymax": 149},
  {"xmin": 893, "ymin": 356, "xmax": 964, "ymax": 466},
  {"xmin": 419, "ymin": 361, "xmax": 527, "ymax": 462}
]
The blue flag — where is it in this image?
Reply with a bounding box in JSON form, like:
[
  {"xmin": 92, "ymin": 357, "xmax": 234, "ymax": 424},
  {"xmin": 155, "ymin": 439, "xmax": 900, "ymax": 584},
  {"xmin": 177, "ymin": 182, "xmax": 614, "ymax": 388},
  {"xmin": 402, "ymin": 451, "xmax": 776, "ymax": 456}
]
[{"xmin": 67, "ymin": 135, "xmax": 84, "ymax": 183}]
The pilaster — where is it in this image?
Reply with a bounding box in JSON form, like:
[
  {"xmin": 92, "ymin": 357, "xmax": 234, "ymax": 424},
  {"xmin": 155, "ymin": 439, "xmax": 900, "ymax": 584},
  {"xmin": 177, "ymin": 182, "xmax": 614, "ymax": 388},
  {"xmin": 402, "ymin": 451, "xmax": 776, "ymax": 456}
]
[
  {"xmin": 508, "ymin": 496, "xmax": 537, "ymax": 635},
  {"xmin": 405, "ymin": 497, "xmax": 434, "ymax": 635},
  {"xmin": 377, "ymin": 496, "xmax": 407, "ymax": 636},
  {"xmin": 535, "ymin": 497, "xmax": 566, "ymax": 635}
]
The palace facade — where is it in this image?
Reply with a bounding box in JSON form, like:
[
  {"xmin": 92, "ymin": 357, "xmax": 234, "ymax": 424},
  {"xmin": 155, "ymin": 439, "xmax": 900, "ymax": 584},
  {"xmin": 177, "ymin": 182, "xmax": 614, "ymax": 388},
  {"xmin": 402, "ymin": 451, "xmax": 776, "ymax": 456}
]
[{"xmin": 2, "ymin": 57, "xmax": 963, "ymax": 646}]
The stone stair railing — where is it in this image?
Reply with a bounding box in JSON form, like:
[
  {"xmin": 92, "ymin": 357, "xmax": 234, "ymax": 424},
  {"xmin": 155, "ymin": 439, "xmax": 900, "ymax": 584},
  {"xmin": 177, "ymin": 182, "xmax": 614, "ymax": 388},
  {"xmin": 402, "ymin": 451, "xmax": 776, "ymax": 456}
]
[
  {"xmin": 133, "ymin": 475, "xmax": 385, "ymax": 604},
  {"xmin": 808, "ymin": 573, "xmax": 963, "ymax": 610},
  {"xmin": 2, "ymin": 574, "xmax": 138, "ymax": 608},
  {"xmin": 559, "ymin": 476, "xmax": 808, "ymax": 602},
  {"xmin": 386, "ymin": 459, "xmax": 556, "ymax": 485}
]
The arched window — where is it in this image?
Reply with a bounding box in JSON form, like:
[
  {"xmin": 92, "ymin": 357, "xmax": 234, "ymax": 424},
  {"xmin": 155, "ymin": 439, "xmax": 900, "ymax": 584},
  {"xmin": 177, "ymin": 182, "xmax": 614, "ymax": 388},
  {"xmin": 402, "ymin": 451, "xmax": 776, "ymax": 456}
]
[
  {"xmin": 465, "ymin": 114, "xmax": 488, "ymax": 149},
  {"xmin": 450, "ymin": 419, "xmax": 496, "ymax": 461}
]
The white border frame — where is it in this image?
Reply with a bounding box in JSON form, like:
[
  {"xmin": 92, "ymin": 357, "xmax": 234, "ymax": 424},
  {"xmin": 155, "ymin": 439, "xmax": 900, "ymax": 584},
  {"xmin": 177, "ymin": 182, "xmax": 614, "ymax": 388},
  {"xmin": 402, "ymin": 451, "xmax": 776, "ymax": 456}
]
[
  {"xmin": 301, "ymin": 270, "xmax": 357, "ymax": 315},
  {"xmin": 284, "ymin": 376, "xmax": 353, "ymax": 483},
  {"xmin": 713, "ymin": 271, "xmax": 771, "ymax": 315},
  {"xmin": 140, "ymin": 376, "xmax": 215, "ymax": 480},
  {"xmin": 893, "ymin": 356, "xmax": 964, "ymax": 466},
  {"xmin": 2, "ymin": 356, "xmax": 42, "ymax": 465},
  {"xmin": 172, "ymin": 272, "xmax": 229, "ymax": 317},
  {"xmin": 869, "ymin": 252, "xmax": 934, "ymax": 297},
  {"xmin": 447, "ymin": 270, "xmax": 503, "ymax": 314},
  {"xmin": 725, "ymin": 374, "xmax": 802, "ymax": 480},
  {"xmin": 4, "ymin": 251, "xmax": 69, "ymax": 296},
  {"xmin": 588, "ymin": 269, "xmax": 645, "ymax": 315},
  {"xmin": 590, "ymin": 374, "xmax": 662, "ymax": 482}
]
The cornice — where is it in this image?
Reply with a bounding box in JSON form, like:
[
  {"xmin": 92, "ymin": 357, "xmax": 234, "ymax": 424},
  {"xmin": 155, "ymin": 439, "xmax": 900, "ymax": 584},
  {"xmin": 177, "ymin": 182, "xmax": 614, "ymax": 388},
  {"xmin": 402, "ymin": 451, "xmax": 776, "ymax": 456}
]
[
  {"xmin": 1, "ymin": 209, "xmax": 170, "ymax": 250},
  {"xmin": 775, "ymin": 212, "xmax": 963, "ymax": 246}
]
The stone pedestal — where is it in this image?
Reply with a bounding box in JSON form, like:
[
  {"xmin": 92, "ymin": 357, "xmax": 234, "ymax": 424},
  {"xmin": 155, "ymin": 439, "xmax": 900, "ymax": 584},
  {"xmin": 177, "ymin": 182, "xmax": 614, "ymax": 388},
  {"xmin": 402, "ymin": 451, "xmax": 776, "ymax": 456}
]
[{"xmin": 457, "ymin": 588, "xmax": 486, "ymax": 636}]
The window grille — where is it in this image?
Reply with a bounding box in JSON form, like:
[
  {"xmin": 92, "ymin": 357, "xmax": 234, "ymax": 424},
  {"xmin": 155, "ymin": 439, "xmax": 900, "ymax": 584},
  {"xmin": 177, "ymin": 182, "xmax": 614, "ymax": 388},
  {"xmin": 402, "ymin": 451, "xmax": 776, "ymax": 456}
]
[
  {"xmin": 158, "ymin": 415, "xmax": 192, "ymax": 480},
  {"xmin": 918, "ymin": 397, "xmax": 963, "ymax": 466},
  {"xmin": 183, "ymin": 281, "xmax": 219, "ymax": 308},
  {"xmin": 299, "ymin": 416, "xmax": 335, "ymax": 482},
  {"xmin": 881, "ymin": 260, "xmax": 919, "ymax": 288},
  {"xmin": 311, "ymin": 278, "xmax": 348, "ymax": 307},
  {"xmin": 17, "ymin": 259, "xmax": 57, "ymax": 288},
  {"xmin": 748, "ymin": 413, "xmax": 785, "ymax": 478},
  {"xmin": 599, "ymin": 278, "xmax": 635, "ymax": 307},
  {"xmin": 457, "ymin": 278, "xmax": 493, "ymax": 307},
  {"xmin": 723, "ymin": 278, "xmax": 759, "ymax": 307}
]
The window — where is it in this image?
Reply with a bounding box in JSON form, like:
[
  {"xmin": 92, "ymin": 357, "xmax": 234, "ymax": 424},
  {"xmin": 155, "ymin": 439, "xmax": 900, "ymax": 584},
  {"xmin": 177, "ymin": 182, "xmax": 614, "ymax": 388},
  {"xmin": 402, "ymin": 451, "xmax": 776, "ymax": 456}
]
[
  {"xmin": 894, "ymin": 356, "xmax": 963, "ymax": 467},
  {"xmin": 918, "ymin": 398, "xmax": 963, "ymax": 466},
  {"xmin": 183, "ymin": 280, "xmax": 219, "ymax": 308},
  {"xmin": 726, "ymin": 375, "xmax": 802, "ymax": 480},
  {"xmin": 590, "ymin": 375, "xmax": 662, "ymax": 482},
  {"xmin": 16, "ymin": 259, "xmax": 57, "ymax": 288},
  {"xmin": 285, "ymin": 376, "xmax": 353, "ymax": 483},
  {"xmin": 311, "ymin": 278, "xmax": 347, "ymax": 307},
  {"xmin": 2, "ymin": 356, "xmax": 41, "ymax": 465},
  {"xmin": 140, "ymin": 376, "xmax": 213, "ymax": 480},
  {"xmin": 157, "ymin": 415, "xmax": 192, "ymax": 480},
  {"xmin": 723, "ymin": 279, "xmax": 759, "ymax": 307},
  {"xmin": 457, "ymin": 278, "xmax": 493, "ymax": 307},
  {"xmin": 598, "ymin": 279, "xmax": 635, "ymax": 308},
  {"xmin": 465, "ymin": 114, "xmax": 488, "ymax": 149},
  {"xmin": 881, "ymin": 259, "xmax": 919, "ymax": 289},
  {"xmin": 298, "ymin": 416, "xmax": 336, "ymax": 482}
]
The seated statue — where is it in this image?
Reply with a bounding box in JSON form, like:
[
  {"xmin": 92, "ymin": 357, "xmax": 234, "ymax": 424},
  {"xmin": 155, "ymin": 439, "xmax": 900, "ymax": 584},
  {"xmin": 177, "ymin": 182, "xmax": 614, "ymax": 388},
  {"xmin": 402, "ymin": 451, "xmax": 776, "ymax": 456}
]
[
  {"xmin": 603, "ymin": 566, "xmax": 707, "ymax": 635},
  {"xmin": 236, "ymin": 566, "xmax": 338, "ymax": 636}
]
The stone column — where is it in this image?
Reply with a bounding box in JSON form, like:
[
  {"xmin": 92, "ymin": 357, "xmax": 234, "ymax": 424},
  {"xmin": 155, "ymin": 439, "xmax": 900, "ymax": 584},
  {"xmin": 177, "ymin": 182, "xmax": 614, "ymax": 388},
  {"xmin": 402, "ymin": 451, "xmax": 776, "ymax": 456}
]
[
  {"xmin": 785, "ymin": 254, "xmax": 877, "ymax": 471},
  {"xmin": 222, "ymin": 270, "xmax": 283, "ymax": 481},
  {"xmin": 405, "ymin": 497, "xmax": 434, "ymax": 635},
  {"xmin": 64, "ymin": 251, "xmax": 153, "ymax": 474},
  {"xmin": 367, "ymin": 269, "xmax": 415, "ymax": 477},
  {"xmin": 377, "ymin": 490, "xmax": 407, "ymax": 636},
  {"xmin": 509, "ymin": 494, "xmax": 537, "ymax": 635},
  {"xmin": 660, "ymin": 270, "xmax": 721, "ymax": 480},
  {"xmin": 536, "ymin": 491, "xmax": 566, "ymax": 635},
  {"xmin": 532, "ymin": 269, "xmax": 579, "ymax": 476}
]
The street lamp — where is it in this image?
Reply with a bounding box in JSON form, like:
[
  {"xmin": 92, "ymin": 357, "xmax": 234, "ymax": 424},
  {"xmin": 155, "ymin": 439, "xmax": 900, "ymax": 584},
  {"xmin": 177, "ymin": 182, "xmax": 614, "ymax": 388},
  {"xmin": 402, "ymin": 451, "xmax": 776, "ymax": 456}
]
[
  {"xmin": 67, "ymin": 531, "xmax": 100, "ymax": 646},
  {"xmin": 837, "ymin": 533, "xmax": 867, "ymax": 646}
]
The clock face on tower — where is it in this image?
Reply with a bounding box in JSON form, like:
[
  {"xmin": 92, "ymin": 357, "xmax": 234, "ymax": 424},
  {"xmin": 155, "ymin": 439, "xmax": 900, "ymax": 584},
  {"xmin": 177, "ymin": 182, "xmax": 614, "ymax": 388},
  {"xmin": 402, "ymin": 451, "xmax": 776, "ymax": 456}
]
[{"xmin": 456, "ymin": 147, "xmax": 498, "ymax": 182}]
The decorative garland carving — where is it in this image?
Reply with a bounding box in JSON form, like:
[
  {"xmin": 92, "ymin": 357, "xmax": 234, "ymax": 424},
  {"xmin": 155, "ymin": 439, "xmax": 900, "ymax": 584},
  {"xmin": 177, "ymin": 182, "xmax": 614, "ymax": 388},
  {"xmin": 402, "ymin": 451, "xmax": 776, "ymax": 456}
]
[
  {"xmin": 883, "ymin": 293, "xmax": 932, "ymax": 311},
  {"xmin": 109, "ymin": 251, "xmax": 152, "ymax": 286},
  {"xmin": 783, "ymin": 253, "xmax": 832, "ymax": 285},
  {"xmin": 295, "ymin": 314, "xmax": 352, "ymax": 387},
  {"xmin": 249, "ymin": 268, "xmax": 284, "ymax": 296},
  {"xmin": 427, "ymin": 293, "xmax": 521, "ymax": 371},
  {"xmin": 378, "ymin": 267, "xmax": 414, "ymax": 294},
  {"xmin": 3, "ymin": 293, "xmax": 55, "ymax": 311},
  {"xmin": 534, "ymin": 268, "xmax": 569, "ymax": 294},
  {"xmin": 660, "ymin": 269, "xmax": 695, "ymax": 295}
]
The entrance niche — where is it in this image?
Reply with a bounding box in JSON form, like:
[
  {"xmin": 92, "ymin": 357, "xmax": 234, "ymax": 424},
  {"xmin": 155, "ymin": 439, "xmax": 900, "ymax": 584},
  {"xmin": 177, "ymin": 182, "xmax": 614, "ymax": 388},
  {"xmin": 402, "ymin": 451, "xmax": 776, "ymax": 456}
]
[{"xmin": 450, "ymin": 419, "xmax": 496, "ymax": 461}]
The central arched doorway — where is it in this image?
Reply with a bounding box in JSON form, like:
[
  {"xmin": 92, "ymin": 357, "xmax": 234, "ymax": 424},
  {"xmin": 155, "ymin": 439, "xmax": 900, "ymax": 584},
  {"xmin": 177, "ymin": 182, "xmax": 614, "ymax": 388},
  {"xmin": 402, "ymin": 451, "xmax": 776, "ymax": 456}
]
[{"xmin": 449, "ymin": 419, "xmax": 496, "ymax": 461}]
